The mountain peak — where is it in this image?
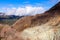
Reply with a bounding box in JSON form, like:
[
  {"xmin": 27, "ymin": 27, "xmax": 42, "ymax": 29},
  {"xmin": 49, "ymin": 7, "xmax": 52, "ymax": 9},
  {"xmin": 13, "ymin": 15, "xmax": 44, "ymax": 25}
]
[
  {"xmin": 45, "ymin": 2, "xmax": 60, "ymax": 15},
  {"xmin": 47, "ymin": 2, "xmax": 60, "ymax": 12}
]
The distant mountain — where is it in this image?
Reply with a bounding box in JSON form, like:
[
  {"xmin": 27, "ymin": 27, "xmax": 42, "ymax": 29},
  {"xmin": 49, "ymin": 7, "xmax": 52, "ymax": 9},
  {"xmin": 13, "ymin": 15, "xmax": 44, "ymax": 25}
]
[
  {"xmin": 0, "ymin": 13, "xmax": 24, "ymax": 25},
  {"xmin": 0, "ymin": 14, "xmax": 24, "ymax": 19}
]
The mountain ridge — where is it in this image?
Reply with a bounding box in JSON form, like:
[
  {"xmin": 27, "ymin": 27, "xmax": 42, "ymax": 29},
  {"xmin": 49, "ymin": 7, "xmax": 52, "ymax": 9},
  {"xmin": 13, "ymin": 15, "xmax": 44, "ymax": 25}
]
[
  {"xmin": 0, "ymin": 2, "xmax": 60, "ymax": 40},
  {"xmin": 12, "ymin": 2, "xmax": 60, "ymax": 32}
]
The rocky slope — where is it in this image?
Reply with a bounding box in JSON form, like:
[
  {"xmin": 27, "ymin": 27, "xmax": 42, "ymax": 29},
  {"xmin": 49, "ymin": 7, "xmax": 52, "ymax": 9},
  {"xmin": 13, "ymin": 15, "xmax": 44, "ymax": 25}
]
[
  {"xmin": 0, "ymin": 2, "xmax": 60, "ymax": 40},
  {"xmin": 12, "ymin": 2, "xmax": 60, "ymax": 32}
]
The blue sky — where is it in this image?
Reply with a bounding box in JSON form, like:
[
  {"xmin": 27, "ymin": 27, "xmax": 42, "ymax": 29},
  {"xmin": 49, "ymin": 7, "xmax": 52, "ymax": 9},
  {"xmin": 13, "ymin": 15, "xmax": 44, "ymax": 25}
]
[{"xmin": 0, "ymin": 0, "xmax": 59, "ymax": 16}]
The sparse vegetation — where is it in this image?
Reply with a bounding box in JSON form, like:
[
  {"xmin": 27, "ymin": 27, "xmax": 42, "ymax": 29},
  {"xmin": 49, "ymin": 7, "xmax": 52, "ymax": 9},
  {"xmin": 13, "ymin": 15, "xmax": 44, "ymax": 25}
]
[{"xmin": 0, "ymin": 19, "xmax": 18, "ymax": 25}]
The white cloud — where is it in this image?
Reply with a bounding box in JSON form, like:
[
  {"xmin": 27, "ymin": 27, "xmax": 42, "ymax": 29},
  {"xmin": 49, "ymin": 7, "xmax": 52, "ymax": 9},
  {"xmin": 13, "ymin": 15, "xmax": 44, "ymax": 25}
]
[
  {"xmin": 5, "ymin": 8, "xmax": 16, "ymax": 15},
  {"xmin": 1, "ymin": 6, "xmax": 45, "ymax": 16},
  {"xmin": 15, "ymin": 7, "xmax": 26, "ymax": 16}
]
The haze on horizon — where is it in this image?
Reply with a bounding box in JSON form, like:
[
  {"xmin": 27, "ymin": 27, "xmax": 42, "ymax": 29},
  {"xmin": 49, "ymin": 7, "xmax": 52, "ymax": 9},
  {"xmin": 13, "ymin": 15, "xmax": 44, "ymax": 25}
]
[{"xmin": 0, "ymin": 0, "xmax": 60, "ymax": 16}]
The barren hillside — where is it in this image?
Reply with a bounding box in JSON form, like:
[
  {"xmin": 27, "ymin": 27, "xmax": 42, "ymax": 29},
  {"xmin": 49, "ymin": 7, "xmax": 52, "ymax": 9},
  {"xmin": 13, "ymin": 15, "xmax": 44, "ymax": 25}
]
[
  {"xmin": 12, "ymin": 2, "xmax": 60, "ymax": 32},
  {"xmin": 0, "ymin": 2, "xmax": 60, "ymax": 40}
]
